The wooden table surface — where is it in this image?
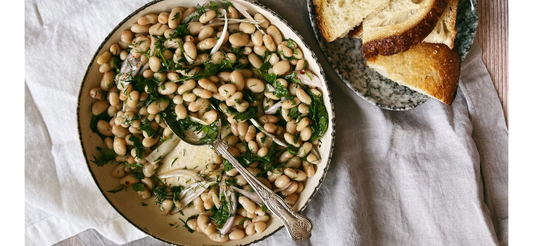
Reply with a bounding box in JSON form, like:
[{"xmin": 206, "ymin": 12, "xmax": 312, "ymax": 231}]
[
  {"xmin": 476, "ymin": 0, "xmax": 508, "ymax": 124},
  {"xmin": 52, "ymin": 0, "xmax": 508, "ymax": 245}
]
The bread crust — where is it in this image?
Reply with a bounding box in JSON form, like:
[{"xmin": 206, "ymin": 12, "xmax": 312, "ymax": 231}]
[
  {"xmin": 366, "ymin": 43, "xmax": 460, "ymax": 105},
  {"xmin": 348, "ymin": 25, "xmax": 363, "ymax": 39},
  {"xmin": 362, "ymin": 0, "xmax": 448, "ymax": 59},
  {"xmin": 313, "ymin": 0, "xmax": 335, "ymax": 42}
]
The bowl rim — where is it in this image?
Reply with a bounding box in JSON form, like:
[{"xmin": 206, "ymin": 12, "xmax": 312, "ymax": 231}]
[{"xmin": 76, "ymin": 0, "xmax": 336, "ymax": 245}]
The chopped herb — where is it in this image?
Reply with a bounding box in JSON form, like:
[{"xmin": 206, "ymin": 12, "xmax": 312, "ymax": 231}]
[
  {"xmin": 273, "ymin": 80, "xmax": 289, "ymax": 98},
  {"xmin": 141, "ymin": 202, "xmax": 148, "ymax": 206},
  {"xmin": 261, "ymin": 202, "xmax": 268, "ymax": 212},
  {"xmin": 233, "ymin": 107, "xmax": 257, "ymax": 121},
  {"xmin": 238, "ymin": 217, "xmax": 252, "ymax": 225},
  {"xmin": 132, "ymin": 183, "xmax": 145, "ymax": 192},
  {"xmin": 134, "ymin": 171, "xmax": 145, "ymax": 180},
  {"xmin": 91, "ymin": 147, "xmax": 117, "ymax": 167},
  {"xmin": 170, "ymin": 158, "xmax": 178, "ymax": 167}
]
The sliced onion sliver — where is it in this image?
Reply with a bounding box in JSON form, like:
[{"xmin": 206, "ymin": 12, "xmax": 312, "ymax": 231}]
[
  {"xmin": 231, "ymin": 0, "xmax": 265, "ymax": 35},
  {"xmin": 158, "ymin": 169, "xmax": 203, "ymax": 182},
  {"xmin": 264, "ymin": 99, "xmax": 286, "ymax": 115},
  {"xmin": 249, "ymin": 118, "xmax": 288, "ymax": 147},
  {"xmin": 219, "ymin": 188, "xmax": 237, "ymax": 235},
  {"xmin": 210, "ymin": 10, "xmax": 228, "ymax": 56},
  {"xmin": 295, "ymin": 70, "xmax": 323, "ymax": 88},
  {"xmin": 170, "ymin": 181, "xmax": 215, "ymax": 215},
  {"xmin": 145, "ymin": 133, "xmax": 180, "ymax": 164},
  {"xmin": 231, "ymin": 186, "xmax": 262, "ymax": 204}
]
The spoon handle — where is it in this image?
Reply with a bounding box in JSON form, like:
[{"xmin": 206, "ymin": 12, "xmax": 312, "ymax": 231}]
[{"xmin": 212, "ymin": 139, "xmax": 313, "ymax": 241}]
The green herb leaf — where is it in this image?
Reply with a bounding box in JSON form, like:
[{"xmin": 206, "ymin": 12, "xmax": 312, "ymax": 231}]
[
  {"xmin": 233, "ymin": 107, "xmax": 257, "ymax": 121},
  {"xmin": 132, "ymin": 183, "xmax": 145, "ymax": 192},
  {"xmin": 91, "ymin": 147, "xmax": 117, "ymax": 167},
  {"xmin": 89, "ymin": 112, "xmax": 112, "ymax": 141}
]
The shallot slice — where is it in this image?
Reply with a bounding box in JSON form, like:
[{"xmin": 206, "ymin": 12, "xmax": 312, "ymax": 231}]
[
  {"xmin": 219, "ymin": 188, "xmax": 237, "ymax": 235},
  {"xmin": 295, "ymin": 69, "xmax": 323, "ymax": 88},
  {"xmin": 231, "ymin": 0, "xmax": 265, "ymax": 34},
  {"xmin": 170, "ymin": 181, "xmax": 215, "ymax": 215},
  {"xmin": 231, "ymin": 186, "xmax": 262, "ymax": 204},
  {"xmin": 158, "ymin": 169, "xmax": 203, "ymax": 182},
  {"xmin": 210, "ymin": 10, "xmax": 228, "ymax": 55}
]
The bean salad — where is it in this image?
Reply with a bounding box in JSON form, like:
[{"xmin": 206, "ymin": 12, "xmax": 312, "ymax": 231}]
[{"xmin": 88, "ymin": 0, "xmax": 329, "ymax": 242}]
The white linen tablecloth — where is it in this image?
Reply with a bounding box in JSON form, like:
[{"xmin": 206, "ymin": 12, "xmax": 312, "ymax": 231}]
[{"xmin": 25, "ymin": 0, "xmax": 508, "ymax": 245}]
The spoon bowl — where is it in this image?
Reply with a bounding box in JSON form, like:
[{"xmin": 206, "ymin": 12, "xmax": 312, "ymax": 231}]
[{"xmin": 163, "ymin": 106, "xmax": 314, "ymax": 241}]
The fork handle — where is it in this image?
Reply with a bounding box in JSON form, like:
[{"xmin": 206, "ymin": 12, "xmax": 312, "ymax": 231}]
[{"xmin": 212, "ymin": 139, "xmax": 313, "ymax": 241}]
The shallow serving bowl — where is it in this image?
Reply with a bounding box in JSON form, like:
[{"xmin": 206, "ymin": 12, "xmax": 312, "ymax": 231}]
[{"xmin": 76, "ymin": 0, "xmax": 336, "ymax": 245}]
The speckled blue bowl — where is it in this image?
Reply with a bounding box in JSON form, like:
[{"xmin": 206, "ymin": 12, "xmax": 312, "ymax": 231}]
[{"xmin": 307, "ymin": 0, "xmax": 478, "ymax": 111}]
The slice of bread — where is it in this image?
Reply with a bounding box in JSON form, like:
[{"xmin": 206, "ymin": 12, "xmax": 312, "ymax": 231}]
[
  {"xmin": 366, "ymin": 42, "xmax": 460, "ymax": 105},
  {"xmin": 361, "ymin": 0, "xmax": 448, "ymax": 58},
  {"xmin": 348, "ymin": 25, "xmax": 363, "ymax": 39},
  {"xmin": 313, "ymin": 0, "xmax": 390, "ymax": 42},
  {"xmin": 423, "ymin": 0, "xmax": 459, "ymax": 49}
]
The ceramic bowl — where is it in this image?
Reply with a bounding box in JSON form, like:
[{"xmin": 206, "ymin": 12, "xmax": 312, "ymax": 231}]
[
  {"xmin": 76, "ymin": 0, "xmax": 336, "ymax": 245},
  {"xmin": 307, "ymin": 0, "xmax": 478, "ymax": 110}
]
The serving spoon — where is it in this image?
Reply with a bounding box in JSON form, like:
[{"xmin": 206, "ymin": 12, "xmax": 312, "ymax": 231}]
[{"xmin": 163, "ymin": 107, "xmax": 313, "ymax": 241}]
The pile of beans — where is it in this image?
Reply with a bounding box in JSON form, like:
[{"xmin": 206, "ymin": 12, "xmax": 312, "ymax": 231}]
[{"xmin": 89, "ymin": 2, "xmax": 325, "ymax": 243}]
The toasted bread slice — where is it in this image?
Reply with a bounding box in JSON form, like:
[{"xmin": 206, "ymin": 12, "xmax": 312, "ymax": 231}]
[
  {"xmin": 313, "ymin": 0, "xmax": 390, "ymax": 42},
  {"xmin": 348, "ymin": 25, "xmax": 363, "ymax": 39},
  {"xmin": 361, "ymin": 0, "xmax": 448, "ymax": 58},
  {"xmin": 423, "ymin": 0, "xmax": 459, "ymax": 49},
  {"xmin": 366, "ymin": 43, "xmax": 460, "ymax": 105}
]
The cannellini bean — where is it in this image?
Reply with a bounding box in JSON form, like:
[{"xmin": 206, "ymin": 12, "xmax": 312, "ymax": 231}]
[
  {"xmin": 245, "ymin": 125, "xmax": 257, "ymax": 142},
  {"xmin": 226, "ymin": 92, "xmax": 243, "ymax": 107},
  {"xmin": 196, "ymin": 214, "xmax": 210, "ymax": 233},
  {"xmin": 187, "ymin": 219, "xmax": 198, "ymax": 231},
  {"xmin": 285, "ymin": 168, "xmax": 307, "ymax": 181},
  {"xmin": 193, "ymin": 88, "xmax": 212, "ymax": 99},
  {"xmin": 302, "ymin": 161, "xmax": 316, "ymax": 177},
  {"xmin": 96, "ymin": 51, "xmax": 111, "ymax": 65},
  {"xmin": 218, "ymin": 84, "xmax": 237, "ymax": 97},
  {"xmin": 296, "ymin": 88, "xmax": 312, "ymax": 105},
  {"xmin": 101, "ymin": 71, "xmax": 115, "ymax": 91},
  {"xmin": 267, "ymin": 25, "xmax": 282, "ymax": 45},
  {"xmin": 112, "ymin": 125, "xmax": 129, "ymax": 138},
  {"xmin": 198, "ymin": 26, "xmax": 214, "ymax": 40},
  {"xmin": 296, "ymin": 182, "xmax": 305, "ymax": 193},
  {"xmin": 254, "ymin": 13, "xmax": 270, "ymax": 29},
  {"xmin": 183, "ymin": 41, "xmax": 197, "ymax": 62},
  {"xmin": 229, "ymin": 229, "xmax": 245, "ymax": 240},
  {"xmin": 120, "ymin": 30, "xmax": 133, "ymax": 48},
  {"xmin": 137, "ymin": 188, "xmax": 151, "ymax": 199},
  {"xmin": 218, "ymin": 71, "xmax": 231, "ymax": 82},
  {"xmin": 187, "ymin": 22, "xmax": 204, "ymax": 35},
  {"xmin": 285, "ymin": 193, "xmax": 298, "ymax": 206},
  {"xmin": 279, "ymin": 151, "xmax": 294, "ymax": 163},
  {"xmin": 148, "ymin": 56, "xmax": 161, "ymax": 72},
  {"xmin": 131, "ymin": 23, "xmax": 150, "ymax": 33},
  {"xmin": 295, "ymin": 59, "xmax": 306, "ymax": 70},
  {"xmin": 194, "ymin": 197, "xmax": 204, "ymax": 213},
  {"xmin": 248, "ymin": 53, "xmax": 263, "ymax": 69},
  {"xmin": 230, "ymin": 70, "xmax": 245, "ymax": 91},
  {"xmin": 235, "ymin": 101, "xmax": 249, "ymax": 113},
  {"xmin": 285, "ymin": 156, "xmax": 301, "ymax": 169},
  {"xmin": 92, "ymin": 101, "xmax": 108, "ymax": 115},
  {"xmin": 198, "ymin": 78, "xmax": 217, "ymax": 92},
  {"xmin": 119, "ymin": 174, "xmax": 139, "ymax": 186},
  {"xmin": 239, "ymin": 22, "xmax": 256, "ymax": 34},
  {"xmin": 273, "ymin": 60, "xmax": 291, "ymax": 75},
  {"xmin": 301, "ymin": 127, "xmax": 312, "ymax": 141},
  {"xmin": 252, "ymin": 30, "xmax": 263, "ymax": 46},
  {"xmin": 97, "ymin": 120, "xmax": 113, "ymax": 136},
  {"xmin": 104, "ymin": 137, "xmax": 114, "ymax": 149},
  {"xmin": 138, "ymin": 14, "xmax": 157, "ymax": 25},
  {"xmin": 208, "ymin": 233, "xmax": 229, "ymax": 243},
  {"xmin": 149, "ymin": 23, "xmax": 169, "ymax": 36},
  {"xmin": 197, "ymin": 38, "xmax": 217, "ymax": 50},
  {"xmin": 205, "ymin": 224, "xmax": 217, "ymax": 236},
  {"xmin": 307, "ymin": 153, "xmax": 320, "ymax": 165},
  {"xmin": 234, "ymin": 174, "xmax": 247, "ymax": 186},
  {"xmin": 199, "ymin": 10, "xmax": 216, "ymax": 23},
  {"xmin": 253, "ymin": 45, "xmax": 267, "ymax": 56},
  {"xmin": 286, "ymin": 120, "xmax": 297, "ymax": 134},
  {"xmin": 263, "ymin": 34, "xmax": 276, "ymax": 52},
  {"xmin": 178, "ymin": 79, "xmax": 196, "ymax": 95},
  {"xmin": 158, "ymin": 11, "xmax": 169, "ymax": 24},
  {"xmin": 168, "ymin": 8, "xmax": 183, "ymax": 29},
  {"xmin": 111, "ymin": 164, "xmax": 125, "ymax": 178},
  {"xmin": 267, "ymin": 168, "xmax": 283, "ymax": 182},
  {"xmin": 274, "ymin": 175, "xmax": 290, "ymax": 188},
  {"xmin": 281, "ymin": 181, "xmax": 298, "ymax": 196},
  {"xmin": 245, "ymin": 222, "xmax": 256, "ymax": 236},
  {"xmin": 160, "ymin": 199, "xmax": 173, "ymax": 215},
  {"xmin": 229, "ymin": 33, "xmax": 250, "ymax": 47},
  {"xmin": 175, "ymin": 104, "xmax": 188, "ymax": 119},
  {"xmin": 237, "ymin": 121, "xmax": 249, "ymax": 138},
  {"xmin": 284, "ymin": 132, "xmax": 301, "ymax": 147},
  {"xmin": 279, "ymin": 44, "xmax": 293, "ymax": 57},
  {"xmin": 297, "ymin": 118, "xmax": 311, "ymax": 132},
  {"xmin": 255, "ymin": 221, "xmax": 267, "ymax": 233},
  {"xmin": 282, "ymin": 97, "xmax": 301, "ymax": 109},
  {"xmin": 224, "ymin": 135, "xmax": 239, "ymax": 146},
  {"xmin": 202, "ymin": 110, "xmax": 218, "ymax": 124},
  {"xmin": 143, "ymin": 163, "xmax": 158, "ymax": 177},
  {"xmin": 248, "ymin": 140, "xmax": 259, "ymax": 155},
  {"xmin": 158, "ymin": 82, "xmax": 178, "ymax": 95},
  {"xmin": 298, "ymin": 103, "xmax": 310, "ymax": 114}
]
